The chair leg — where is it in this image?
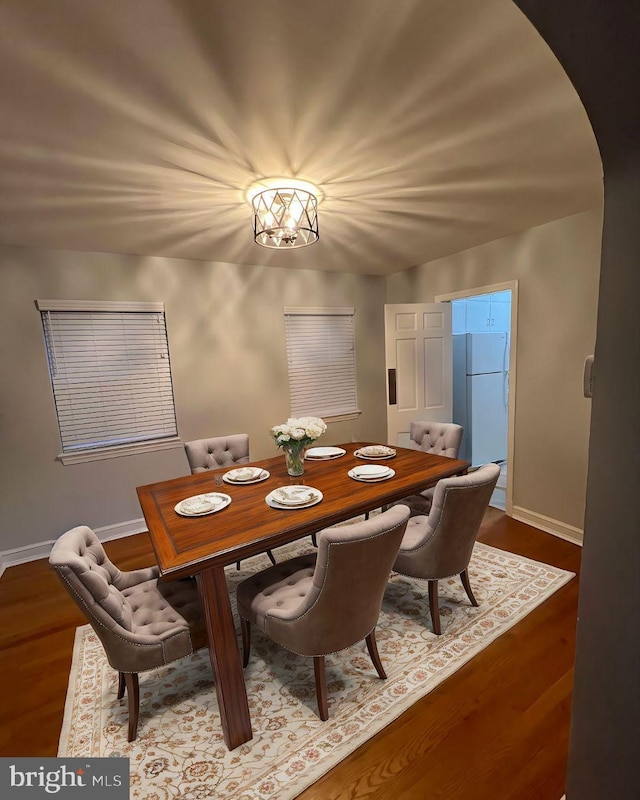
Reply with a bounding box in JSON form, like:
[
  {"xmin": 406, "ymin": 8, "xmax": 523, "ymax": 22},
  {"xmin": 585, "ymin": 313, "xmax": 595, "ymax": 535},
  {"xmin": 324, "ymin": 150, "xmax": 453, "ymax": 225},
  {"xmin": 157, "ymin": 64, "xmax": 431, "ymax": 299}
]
[
  {"xmin": 428, "ymin": 580, "xmax": 442, "ymax": 635},
  {"xmin": 313, "ymin": 655, "xmax": 329, "ymax": 721},
  {"xmin": 117, "ymin": 671, "xmax": 125, "ymax": 699},
  {"xmin": 460, "ymin": 568, "xmax": 479, "ymax": 607},
  {"xmin": 124, "ymin": 672, "xmax": 140, "ymax": 742},
  {"xmin": 238, "ymin": 549, "xmax": 276, "ymax": 570},
  {"xmin": 241, "ymin": 617, "xmax": 251, "ymax": 668},
  {"xmin": 365, "ymin": 630, "xmax": 387, "ymax": 680}
]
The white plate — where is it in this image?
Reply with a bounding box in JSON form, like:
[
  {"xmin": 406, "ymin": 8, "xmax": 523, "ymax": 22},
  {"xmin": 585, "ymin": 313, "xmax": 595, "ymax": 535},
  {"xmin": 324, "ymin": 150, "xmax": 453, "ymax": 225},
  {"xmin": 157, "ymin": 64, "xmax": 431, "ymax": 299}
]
[
  {"xmin": 266, "ymin": 486, "xmax": 323, "ymax": 509},
  {"xmin": 348, "ymin": 467, "xmax": 396, "ymax": 483},
  {"xmin": 304, "ymin": 446, "xmax": 347, "ymax": 460},
  {"xmin": 354, "ymin": 445, "xmax": 396, "ymax": 460},
  {"xmin": 222, "ymin": 467, "xmax": 270, "ymax": 485},
  {"xmin": 175, "ymin": 492, "xmax": 232, "ymax": 517},
  {"xmin": 351, "ymin": 464, "xmax": 392, "ymax": 479}
]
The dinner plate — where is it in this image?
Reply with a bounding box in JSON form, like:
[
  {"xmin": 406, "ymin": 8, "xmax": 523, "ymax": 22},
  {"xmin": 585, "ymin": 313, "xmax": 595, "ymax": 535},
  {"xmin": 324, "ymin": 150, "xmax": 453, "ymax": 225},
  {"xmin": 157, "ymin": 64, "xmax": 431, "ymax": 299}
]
[
  {"xmin": 354, "ymin": 445, "xmax": 397, "ymax": 460},
  {"xmin": 304, "ymin": 446, "xmax": 347, "ymax": 460},
  {"xmin": 222, "ymin": 467, "xmax": 269, "ymax": 485},
  {"xmin": 348, "ymin": 467, "xmax": 396, "ymax": 483},
  {"xmin": 174, "ymin": 492, "xmax": 232, "ymax": 516},
  {"xmin": 266, "ymin": 485, "xmax": 323, "ymax": 509}
]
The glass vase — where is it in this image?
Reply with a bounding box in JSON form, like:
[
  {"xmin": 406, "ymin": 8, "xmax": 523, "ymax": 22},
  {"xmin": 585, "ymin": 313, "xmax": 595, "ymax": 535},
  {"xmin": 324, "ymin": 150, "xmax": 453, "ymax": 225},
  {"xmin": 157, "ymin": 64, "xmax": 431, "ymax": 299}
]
[{"xmin": 283, "ymin": 444, "xmax": 305, "ymax": 477}]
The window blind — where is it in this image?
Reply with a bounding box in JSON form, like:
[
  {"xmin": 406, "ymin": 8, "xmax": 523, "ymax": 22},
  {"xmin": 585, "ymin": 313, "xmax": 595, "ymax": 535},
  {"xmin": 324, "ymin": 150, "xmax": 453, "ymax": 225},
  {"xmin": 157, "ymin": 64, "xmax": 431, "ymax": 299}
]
[
  {"xmin": 38, "ymin": 302, "xmax": 178, "ymax": 453},
  {"xmin": 284, "ymin": 308, "xmax": 358, "ymax": 418}
]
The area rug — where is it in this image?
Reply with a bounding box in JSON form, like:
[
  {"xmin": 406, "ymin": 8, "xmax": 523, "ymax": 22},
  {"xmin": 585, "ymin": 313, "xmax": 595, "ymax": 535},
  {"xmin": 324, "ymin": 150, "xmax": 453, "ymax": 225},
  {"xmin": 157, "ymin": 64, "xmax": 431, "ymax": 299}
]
[{"xmin": 58, "ymin": 539, "xmax": 573, "ymax": 799}]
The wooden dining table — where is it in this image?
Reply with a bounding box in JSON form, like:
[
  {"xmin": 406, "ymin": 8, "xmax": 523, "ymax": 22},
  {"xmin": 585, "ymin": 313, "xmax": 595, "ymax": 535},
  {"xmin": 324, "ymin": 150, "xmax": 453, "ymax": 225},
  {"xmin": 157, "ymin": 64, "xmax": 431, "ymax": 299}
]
[{"xmin": 136, "ymin": 442, "xmax": 469, "ymax": 750}]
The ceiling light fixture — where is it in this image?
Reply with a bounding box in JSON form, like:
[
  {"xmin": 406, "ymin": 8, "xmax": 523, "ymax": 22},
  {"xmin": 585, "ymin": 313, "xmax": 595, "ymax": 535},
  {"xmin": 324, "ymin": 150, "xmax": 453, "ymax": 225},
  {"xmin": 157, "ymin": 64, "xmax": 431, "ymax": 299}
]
[{"xmin": 248, "ymin": 179, "xmax": 320, "ymax": 250}]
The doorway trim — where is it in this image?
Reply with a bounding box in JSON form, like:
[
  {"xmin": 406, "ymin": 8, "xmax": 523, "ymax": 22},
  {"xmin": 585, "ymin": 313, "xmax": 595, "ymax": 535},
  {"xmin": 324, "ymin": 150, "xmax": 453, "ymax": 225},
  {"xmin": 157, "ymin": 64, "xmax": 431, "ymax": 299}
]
[{"xmin": 435, "ymin": 279, "xmax": 518, "ymax": 517}]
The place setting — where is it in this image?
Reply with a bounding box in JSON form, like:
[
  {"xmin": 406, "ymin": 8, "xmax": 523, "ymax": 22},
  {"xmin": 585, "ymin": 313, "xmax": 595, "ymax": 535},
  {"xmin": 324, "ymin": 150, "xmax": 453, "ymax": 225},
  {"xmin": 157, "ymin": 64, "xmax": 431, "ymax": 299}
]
[
  {"xmin": 174, "ymin": 492, "xmax": 232, "ymax": 517},
  {"xmin": 304, "ymin": 446, "xmax": 347, "ymax": 460},
  {"xmin": 353, "ymin": 444, "xmax": 396, "ymax": 460},
  {"xmin": 348, "ymin": 463, "xmax": 396, "ymax": 482},
  {"xmin": 222, "ymin": 466, "xmax": 270, "ymax": 485},
  {"xmin": 266, "ymin": 485, "xmax": 323, "ymax": 510}
]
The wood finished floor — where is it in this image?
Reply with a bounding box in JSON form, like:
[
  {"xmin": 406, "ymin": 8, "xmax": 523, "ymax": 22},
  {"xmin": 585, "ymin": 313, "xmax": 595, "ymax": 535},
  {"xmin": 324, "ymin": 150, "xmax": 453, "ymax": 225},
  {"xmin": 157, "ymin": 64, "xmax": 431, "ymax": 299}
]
[{"xmin": 0, "ymin": 510, "xmax": 581, "ymax": 799}]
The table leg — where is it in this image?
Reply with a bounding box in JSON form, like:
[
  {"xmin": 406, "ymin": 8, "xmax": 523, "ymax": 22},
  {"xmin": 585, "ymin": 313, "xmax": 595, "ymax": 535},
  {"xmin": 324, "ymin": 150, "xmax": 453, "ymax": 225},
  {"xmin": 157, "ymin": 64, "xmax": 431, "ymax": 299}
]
[{"xmin": 196, "ymin": 566, "xmax": 253, "ymax": 749}]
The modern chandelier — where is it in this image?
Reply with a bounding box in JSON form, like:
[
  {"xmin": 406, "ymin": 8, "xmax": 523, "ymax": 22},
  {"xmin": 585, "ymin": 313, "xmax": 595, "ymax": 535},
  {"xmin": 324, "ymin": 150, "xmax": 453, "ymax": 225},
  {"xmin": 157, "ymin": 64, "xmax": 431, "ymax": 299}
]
[{"xmin": 250, "ymin": 182, "xmax": 319, "ymax": 249}]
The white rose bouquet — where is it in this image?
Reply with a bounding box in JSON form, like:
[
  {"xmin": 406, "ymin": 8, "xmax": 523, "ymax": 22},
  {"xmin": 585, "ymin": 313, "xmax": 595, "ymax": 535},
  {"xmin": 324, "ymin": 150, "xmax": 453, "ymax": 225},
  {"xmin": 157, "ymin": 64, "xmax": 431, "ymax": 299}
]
[
  {"xmin": 270, "ymin": 416, "xmax": 327, "ymax": 449},
  {"xmin": 271, "ymin": 416, "xmax": 327, "ymax": 476}
]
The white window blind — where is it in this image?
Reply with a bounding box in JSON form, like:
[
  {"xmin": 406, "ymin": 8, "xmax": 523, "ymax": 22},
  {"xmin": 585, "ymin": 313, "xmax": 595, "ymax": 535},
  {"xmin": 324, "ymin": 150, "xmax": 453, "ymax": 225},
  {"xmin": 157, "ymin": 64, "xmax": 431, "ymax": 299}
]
[
  {"xmin": 37, "ymin": 300, "xmax": 178, "ymax": 455},
  {"xmin": 284, "ymin": 307, "xmax": 359, "ymax": 419}
]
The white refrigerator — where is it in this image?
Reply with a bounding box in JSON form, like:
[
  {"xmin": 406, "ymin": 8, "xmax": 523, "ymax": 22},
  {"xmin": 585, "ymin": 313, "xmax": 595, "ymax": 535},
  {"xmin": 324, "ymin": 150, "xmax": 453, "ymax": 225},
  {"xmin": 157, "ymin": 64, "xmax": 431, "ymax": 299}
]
[{"xmin": 453, "ymin": 332, "xmax": 509, "ymax": 466}]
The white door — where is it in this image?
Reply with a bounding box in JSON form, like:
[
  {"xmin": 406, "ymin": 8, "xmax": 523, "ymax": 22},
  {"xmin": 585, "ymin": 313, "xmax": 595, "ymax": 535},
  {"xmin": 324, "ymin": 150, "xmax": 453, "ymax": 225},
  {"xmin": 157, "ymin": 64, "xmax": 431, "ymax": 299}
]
[{"xmin": 384, "ymin": 303, "xmax": 453, "ymax": 447}]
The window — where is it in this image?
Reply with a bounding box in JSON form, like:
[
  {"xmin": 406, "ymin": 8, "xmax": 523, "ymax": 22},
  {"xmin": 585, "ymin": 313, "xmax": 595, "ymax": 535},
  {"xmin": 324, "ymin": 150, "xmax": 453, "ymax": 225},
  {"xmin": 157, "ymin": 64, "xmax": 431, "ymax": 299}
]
[
  {"xmin": 284, "ymin": 307, "xmax": 359, "ymax": 421},
  {"xmin": 37, "ymin": 299, "xmax": 179, "ymax": 464}
]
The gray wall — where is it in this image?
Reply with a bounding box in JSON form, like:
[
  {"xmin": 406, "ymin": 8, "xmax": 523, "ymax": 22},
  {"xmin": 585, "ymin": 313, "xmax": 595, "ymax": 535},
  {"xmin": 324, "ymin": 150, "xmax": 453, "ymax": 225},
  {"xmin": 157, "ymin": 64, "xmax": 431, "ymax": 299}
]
[
  {"xmin": 0, "ymin": 247, "xmax": 387, "ymax": 553},
  {"xmin": 0, "ymin": 204, "xmax": 601, "ymax": 556},
  {"xmin": 387, "ymin": 208, "xmax": 603, "ymax": 532},
  {"xmin": 513, "ymin": 1, "xmax": 640, "ymax": 798}
]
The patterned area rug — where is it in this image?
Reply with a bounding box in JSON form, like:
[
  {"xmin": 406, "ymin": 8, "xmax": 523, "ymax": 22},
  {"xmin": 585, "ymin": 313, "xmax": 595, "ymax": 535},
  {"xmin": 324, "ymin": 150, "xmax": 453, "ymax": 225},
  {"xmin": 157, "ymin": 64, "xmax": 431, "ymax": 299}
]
[{"xmin": 58, "ymin": 539, "xmax": 573, "ymax": 799}]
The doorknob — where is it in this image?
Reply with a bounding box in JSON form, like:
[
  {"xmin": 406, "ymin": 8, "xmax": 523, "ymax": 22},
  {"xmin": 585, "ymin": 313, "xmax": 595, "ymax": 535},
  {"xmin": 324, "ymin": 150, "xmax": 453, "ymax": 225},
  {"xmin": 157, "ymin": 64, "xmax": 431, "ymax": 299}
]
[{"xmin": 388, "ymin": 368, "xmax": 397, "ymax": 405}]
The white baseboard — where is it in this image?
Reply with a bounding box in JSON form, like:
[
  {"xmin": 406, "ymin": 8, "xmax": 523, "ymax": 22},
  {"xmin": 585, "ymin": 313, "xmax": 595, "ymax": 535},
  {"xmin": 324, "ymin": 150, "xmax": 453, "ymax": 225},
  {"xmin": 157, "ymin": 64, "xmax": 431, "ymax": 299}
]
[
  {"xmin": 0, "ymin": 517, "xmax": 149, "ymax": 577},
  {"xmin": 512, "ymin": 506, "xmax": 583, "ymax": 546}
]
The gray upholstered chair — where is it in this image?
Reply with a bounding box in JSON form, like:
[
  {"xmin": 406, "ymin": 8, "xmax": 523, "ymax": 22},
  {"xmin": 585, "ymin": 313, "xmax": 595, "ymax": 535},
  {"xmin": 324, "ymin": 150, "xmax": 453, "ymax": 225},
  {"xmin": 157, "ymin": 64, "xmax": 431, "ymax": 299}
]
[
  {"xmin": 394, "ymin": 420, "xmax": 464, "ymax": 517},
  {"xmin": 236, "ymin": 505, "xmax": 411, "ymax": 721},
  {"xmin": 49, "ymin": 525, "xmax": 206, "ymax": 741},
  {"xmin": 392, "ymin": 463, "xmax": 500, "ymax": 634},
  {"xmin": 184, "ymin": 433, "xmax": 251, "ymax": 473},
  {"xmin": 184, "ymin": 433, "xmax": 276, "ymax": 567}
]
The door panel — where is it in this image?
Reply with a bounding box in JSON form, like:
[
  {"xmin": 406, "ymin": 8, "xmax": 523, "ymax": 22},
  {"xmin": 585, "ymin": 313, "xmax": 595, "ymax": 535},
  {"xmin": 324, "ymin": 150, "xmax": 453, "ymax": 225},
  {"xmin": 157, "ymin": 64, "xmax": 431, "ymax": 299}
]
[
  {"xmin": 385, "ymin": 303, "xmax": 452, "ymax": 447},
  {"xmin": 396, "ymin": 338, "xmax": 417, "ymax": 409},
  {"xmin": 424, "ymin": 337, "xmax": 445, "ymax": 406}
]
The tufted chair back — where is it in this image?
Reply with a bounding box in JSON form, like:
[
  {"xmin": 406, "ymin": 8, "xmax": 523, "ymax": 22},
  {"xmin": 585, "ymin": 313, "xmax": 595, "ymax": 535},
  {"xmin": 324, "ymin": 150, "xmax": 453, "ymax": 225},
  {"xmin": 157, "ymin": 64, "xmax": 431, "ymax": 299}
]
[
  {"xmin": 236, "ymin": 505, "xmax": 410, "ymax": 720},
  {"xmin": 390, "ymin": 420, "xmax": 465, "ymax": 518},
  {"xmin": 392, "ymin": 463, "xmax": 500, "ymax": 634},
  {"xmin": 184, "ymin": 433, "xmax": 250, "ymax": 473},
  {"xmin": 409, "ymin": 420, "xmax": 463, "ymax": 459},
  {"xmin": 49, "ymin": 525, "xmax": 206, "ymax": 740}
]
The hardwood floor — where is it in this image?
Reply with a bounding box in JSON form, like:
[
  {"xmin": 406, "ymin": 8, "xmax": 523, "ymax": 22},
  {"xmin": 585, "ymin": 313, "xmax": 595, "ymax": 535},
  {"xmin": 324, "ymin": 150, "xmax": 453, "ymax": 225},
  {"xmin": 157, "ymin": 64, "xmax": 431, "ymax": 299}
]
[{"xmin": 0, "ymin": 511, "xmax": 581, "ymax": 799}]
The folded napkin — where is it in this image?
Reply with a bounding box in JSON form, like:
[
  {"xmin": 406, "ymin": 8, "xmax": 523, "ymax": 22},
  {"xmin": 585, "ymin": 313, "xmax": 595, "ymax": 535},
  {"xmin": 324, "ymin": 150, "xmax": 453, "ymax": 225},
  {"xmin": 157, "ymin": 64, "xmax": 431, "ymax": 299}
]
[
  {"xmin": 358, "ymin": 445, "xmax": 396, "ymax": 457},
  {"xmin": 228, "ymin": 467, "xmax": 262, "ymax": 481},
  {"xmin": 273, "ymin": 487, "xmax": 316, "ymax": 505},
  {"xmin": 179, "ymin": 493, "xmax": 224, "ymax": 513}
]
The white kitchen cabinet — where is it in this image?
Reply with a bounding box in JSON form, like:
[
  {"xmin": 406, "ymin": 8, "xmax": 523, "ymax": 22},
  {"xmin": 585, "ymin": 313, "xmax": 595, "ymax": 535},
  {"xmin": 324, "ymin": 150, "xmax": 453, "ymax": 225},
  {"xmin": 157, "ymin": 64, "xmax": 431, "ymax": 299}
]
[
  {"xmin": 465, "ymin": 295, "xmax": 491, "ymax": 332},
  {"xmin": 465, "ymin": 292, "xmax": 510, "ymax": 332}
]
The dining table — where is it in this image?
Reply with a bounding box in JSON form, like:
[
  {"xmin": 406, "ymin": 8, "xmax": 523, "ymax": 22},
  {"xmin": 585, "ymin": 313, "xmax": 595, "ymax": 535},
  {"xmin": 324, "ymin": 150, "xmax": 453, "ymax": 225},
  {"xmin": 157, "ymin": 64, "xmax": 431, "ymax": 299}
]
[{"xmin": 136, "ymin": 441, "xmax": 469, "ymax": 750}]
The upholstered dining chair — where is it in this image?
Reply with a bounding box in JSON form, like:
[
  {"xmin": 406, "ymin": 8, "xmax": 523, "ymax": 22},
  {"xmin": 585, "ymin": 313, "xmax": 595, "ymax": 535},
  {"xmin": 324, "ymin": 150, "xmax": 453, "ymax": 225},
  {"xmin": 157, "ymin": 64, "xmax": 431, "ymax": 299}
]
[
  {"xmin": 49, "ymin": 525, "xmax": 207, "ymax": 741},
  {"xmin": 184, "ymin": 433, "xmax": 251, "ymax": 472},
  {"xmin": 236, "ymin": 505, "xmax": 411, "ymax": 721},
  {"xmin": 392, "ymin": 463, "xmax": 500, "ymax": 635},
  {"xmin": 393, "ymin": 420, "xmax": 464, "ymax": 517},
  {"xmin": 184, "ymin": 433, "xmax": 276, "ymax": 567}
]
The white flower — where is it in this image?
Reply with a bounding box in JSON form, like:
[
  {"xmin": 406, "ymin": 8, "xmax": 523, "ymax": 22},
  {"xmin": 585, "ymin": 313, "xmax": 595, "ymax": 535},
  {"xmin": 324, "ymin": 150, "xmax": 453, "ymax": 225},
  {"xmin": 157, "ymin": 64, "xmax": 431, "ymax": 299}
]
[{"xmin": 270, "ymin": 416, "xmax": 327, "ymax": 448}]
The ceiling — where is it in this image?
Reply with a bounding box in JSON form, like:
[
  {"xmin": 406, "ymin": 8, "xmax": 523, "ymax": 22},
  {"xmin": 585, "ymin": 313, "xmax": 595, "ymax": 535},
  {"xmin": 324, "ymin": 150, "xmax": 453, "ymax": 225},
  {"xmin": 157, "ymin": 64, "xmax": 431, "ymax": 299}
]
[{"xmin": 0, "ymin": 0, "xmax": 602, "ymax": 276}]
